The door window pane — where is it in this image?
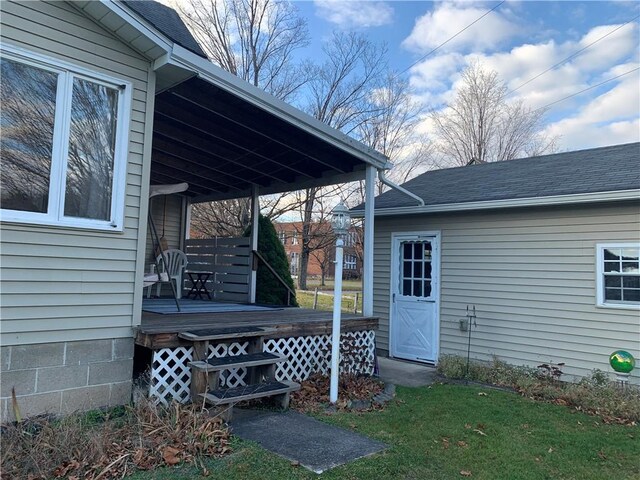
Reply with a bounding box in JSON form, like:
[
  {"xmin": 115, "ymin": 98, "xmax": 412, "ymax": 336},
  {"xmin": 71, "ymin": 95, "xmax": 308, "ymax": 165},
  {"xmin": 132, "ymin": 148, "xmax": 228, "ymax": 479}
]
[
  {"xmin": 424, "ymin": 281, "xmax": 432, "ymax": 297},
  {"xmin": 64, "ymin": 78, "xmax": 118, "ymax": 220},
  {"xmin": 400, "ymin": 240, "xmax": 433, "ymax": 298},
  {"xmin": 0, "ymin": 58, "xmax": 57, "ymax": 213}
]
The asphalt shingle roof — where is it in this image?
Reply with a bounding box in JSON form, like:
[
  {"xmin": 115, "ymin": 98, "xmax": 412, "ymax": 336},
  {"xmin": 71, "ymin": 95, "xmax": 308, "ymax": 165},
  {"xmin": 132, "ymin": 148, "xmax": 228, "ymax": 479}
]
[
  {"xmin": 361, "ymin": 142, "xmax": 640, "ymax": 211},
  {"xmin": 122, "ymin": 0, "xmax": 207, "ymax": 58}
]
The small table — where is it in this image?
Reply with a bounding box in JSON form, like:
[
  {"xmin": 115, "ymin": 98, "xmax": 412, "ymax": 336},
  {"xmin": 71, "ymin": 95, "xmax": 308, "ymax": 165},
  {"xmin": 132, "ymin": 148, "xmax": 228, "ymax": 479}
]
[{"xmin": 185, "ymin": 271, "xmax": 213, "ymax": 300}]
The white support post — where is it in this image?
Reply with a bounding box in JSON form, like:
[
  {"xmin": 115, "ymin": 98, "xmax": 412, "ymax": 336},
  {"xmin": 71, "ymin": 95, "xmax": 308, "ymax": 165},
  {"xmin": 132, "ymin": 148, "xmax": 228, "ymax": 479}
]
[
  {"xmin": 363, "ymin": 165, "xmax": 376, "ymax": 317},
  {"xmin": 330, "ymin": 237, "xmax": 344, "ymax": 404},
  {"xmin": 249, "ymin": 186, "xmax": 260, "ymax": 304}
]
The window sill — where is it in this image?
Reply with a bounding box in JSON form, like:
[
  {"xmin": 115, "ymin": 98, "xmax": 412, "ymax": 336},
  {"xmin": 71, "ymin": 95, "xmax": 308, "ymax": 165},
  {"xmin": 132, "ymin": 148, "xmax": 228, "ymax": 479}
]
[
  {"xmin": 0, "ymin": 215, "xmax": 124, "ymax": 233},
  {"xmin": 596, "ymin": 302, "xmax": 640, "ymax": 311}
]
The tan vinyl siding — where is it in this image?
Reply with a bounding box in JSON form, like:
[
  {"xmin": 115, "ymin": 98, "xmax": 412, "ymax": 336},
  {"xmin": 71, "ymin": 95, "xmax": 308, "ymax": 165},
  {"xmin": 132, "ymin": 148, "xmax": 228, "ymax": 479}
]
[
  {"xmin": 144, "ymin": 195, "xmax": 186, "ymax": 297},
  {"xmin": 0, "ymin": 1, "xmax": 153, "ymax": 345},
  {"xmin": 374, "ymin": 201, "xmax": 640, "ymax": 382}
]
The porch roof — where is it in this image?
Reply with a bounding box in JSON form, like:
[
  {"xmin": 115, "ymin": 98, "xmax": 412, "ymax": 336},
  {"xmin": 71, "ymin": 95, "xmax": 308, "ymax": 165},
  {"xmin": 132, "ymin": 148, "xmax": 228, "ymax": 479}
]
[
  {"xmin": 151, "ymin": 74, "xmax": 383, "ymax": 203},
  {"xmin": 78, "ymin": 1, "xmax": 389, "ymax": 203}
]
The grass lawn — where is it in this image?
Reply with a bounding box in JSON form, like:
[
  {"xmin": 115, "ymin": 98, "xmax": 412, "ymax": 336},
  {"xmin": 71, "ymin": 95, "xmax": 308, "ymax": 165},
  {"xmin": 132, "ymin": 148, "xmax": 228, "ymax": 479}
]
[
  {"xmin": 296, "ymin": 290, "xmax": 362, "ymax": 313},
  {"xmin": 303, "ymin": 278, "xmax": 362, "ymax": 292},
  {"xmin": 129, "ymin": 384, "xmax": 640, "ymax": 480}
]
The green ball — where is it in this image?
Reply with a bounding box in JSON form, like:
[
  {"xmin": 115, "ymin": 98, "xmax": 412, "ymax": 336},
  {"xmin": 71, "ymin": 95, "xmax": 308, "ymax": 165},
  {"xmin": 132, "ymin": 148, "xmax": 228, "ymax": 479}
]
[{"xmin": 609, "ymin": 350, "xmax": 636, "ymax": 374}]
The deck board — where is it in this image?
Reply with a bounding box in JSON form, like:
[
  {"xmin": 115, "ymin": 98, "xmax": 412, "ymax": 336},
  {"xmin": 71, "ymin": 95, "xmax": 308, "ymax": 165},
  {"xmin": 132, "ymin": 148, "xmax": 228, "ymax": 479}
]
[{"xmin": 137, "ymin": 307, "xmax": 378, "ymax": 348}]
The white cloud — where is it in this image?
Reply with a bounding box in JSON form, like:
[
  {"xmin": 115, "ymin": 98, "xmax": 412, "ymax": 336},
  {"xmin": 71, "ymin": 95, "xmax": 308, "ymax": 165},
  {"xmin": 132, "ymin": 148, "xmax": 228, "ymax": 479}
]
[
  {"xmin": 573, "ymin": 23, "xmax": 639, "ymax": 72},
  {"xmin": 314, "ymin": 0, "xmax": 393, "ymax": 29},
  {"xmin": 402, "ymin": 2, "xmax": 520, "ymax": 53},
  {"xmin": 543, "ymin": 71, "xmax": 640, "ymax": 150}
]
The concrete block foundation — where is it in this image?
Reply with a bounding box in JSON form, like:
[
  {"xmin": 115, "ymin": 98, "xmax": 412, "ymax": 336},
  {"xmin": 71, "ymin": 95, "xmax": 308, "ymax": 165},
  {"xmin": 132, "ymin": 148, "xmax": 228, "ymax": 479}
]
[{"xmin": 0, "ymin": 338, "xmax": 134, "ymax": 423}]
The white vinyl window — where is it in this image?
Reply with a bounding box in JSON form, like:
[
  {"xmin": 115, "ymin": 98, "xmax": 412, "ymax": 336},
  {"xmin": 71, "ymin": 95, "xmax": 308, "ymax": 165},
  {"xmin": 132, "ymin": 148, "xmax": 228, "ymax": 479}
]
[
  {"xmin": 344, "ymin": 254, "xmax": 357, "ymax": 270},
  {"xmin": 596, "ymin": 244, "xmax": 640, "ymax": 308},
  {"xmin": 0, "ymin": 45, "xmax": 131, "ymax": 231},
  {"xmin": 291, "ymin": 233, "xmax": 299, "ymax": 245},
  {"xmin": 278, "ymin": 230, "xmax": 286, "ymax": 244},
  {"xmin": 290, "ymin": 252, "xmax": 299, "ymax": 275}
]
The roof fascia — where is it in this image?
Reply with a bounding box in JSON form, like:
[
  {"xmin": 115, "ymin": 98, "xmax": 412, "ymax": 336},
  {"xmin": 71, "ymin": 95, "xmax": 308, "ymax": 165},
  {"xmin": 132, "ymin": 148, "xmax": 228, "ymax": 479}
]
[
  {"xmin": 351, "ymin": 189, "xmax": 640, "ymax": 218},
  {"xmin": 98, "ymin": 0, "xmax": 173, "ymax": 59}
]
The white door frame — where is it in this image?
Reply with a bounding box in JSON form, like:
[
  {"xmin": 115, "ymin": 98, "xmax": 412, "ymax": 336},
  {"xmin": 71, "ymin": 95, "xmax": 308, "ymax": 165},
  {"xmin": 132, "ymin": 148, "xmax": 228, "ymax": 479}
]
[{"xmin": 389, "ymin": 231, "xmax": 441, "ymax": 362}]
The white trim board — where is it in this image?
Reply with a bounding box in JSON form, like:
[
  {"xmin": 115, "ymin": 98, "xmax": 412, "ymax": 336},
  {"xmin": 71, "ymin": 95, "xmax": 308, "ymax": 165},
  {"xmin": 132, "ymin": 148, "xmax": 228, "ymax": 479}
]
[{"xmin": 352, "ymin": 189, "xmax": 640, "ymax": 218}]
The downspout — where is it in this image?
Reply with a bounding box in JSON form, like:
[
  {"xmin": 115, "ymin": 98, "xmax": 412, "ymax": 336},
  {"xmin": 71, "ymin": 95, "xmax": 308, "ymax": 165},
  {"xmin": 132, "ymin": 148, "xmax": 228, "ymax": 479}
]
[{"xmin": 377, "ymin": 169, "xmax": 425, "ymax": 206}]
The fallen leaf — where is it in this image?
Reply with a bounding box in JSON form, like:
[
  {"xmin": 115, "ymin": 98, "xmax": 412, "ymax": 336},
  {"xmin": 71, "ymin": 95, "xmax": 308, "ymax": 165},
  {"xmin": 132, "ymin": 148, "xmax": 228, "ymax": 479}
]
[
  {"xmin": 535, "ymin": 457, "xmax": 541, "ymax": 462},
  {"xmin": 163, "ymin": 446, "xmax": 182, "ymax": 466},
  {"xmin": 477, "ymin": 392, "xmax": 488, "ymax": 396},
  {"xmin": 460, "ymin": 470, "xmax": 472, "ymax": 477},
  {"xmin": 464, "ymin": 423, "xmax": 472, "ymax": 429},
  {"xmin": 476, "ymin": 423, "xmax": 486, "ymax": 430},
  {"xmin": 441, "ymin": 438, "xmax": 450, "ymax": 449},
  {"xmin": 522, "ymin": 424, "xmax": 529, "ymax": 429},
  {"xmin": 548, "ymin": 447, "xmax": 554, "ymax": 453},
  {"xmin": 597, "ymin": 450, "xmax": 607, "ymax": 460},
  {"xmin": 473, "ymin": 429, "xmax": 487, "ymax": 436},
  {"xmin": 291, "ymin": 460, "xmax": 300, "ymax": 467},
  {"xmin": 456, "ymin": 441, "xmax": 468, "ymax": 448}
]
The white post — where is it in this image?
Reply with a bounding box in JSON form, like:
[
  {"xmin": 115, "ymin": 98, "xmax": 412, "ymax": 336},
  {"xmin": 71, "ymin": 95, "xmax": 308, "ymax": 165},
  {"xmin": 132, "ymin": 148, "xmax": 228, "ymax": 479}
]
[
  {"xmin": 330, "ymin": 237, "xmax": 344, "ymax": 404},
  {"xmin": 249, "ymin": 186, "xmax": 260, "ymax": 304},
  {"xmin": 363, "ymin": 165, "xmax": 376, "ymax": 316}
]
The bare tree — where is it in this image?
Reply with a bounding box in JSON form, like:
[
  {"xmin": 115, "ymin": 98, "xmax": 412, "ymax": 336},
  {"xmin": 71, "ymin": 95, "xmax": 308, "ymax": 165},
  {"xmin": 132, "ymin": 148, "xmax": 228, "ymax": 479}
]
[
  {"xmin": 174, "ymin": 0, "xmax": 309, "ymax": 101},
  {"xmin": 430, "ymin": 61, "xmax": 558, "ymax": 167},
  {"xmin": 190, "ymin": 192, "xmax": 306, "ymax": 237},
  {"xmin": 341, "ymin": 73, "xmax": 433, "ymax": 210},
  {"xmin": 294, "ymin": 32, "xmax": 388, "ymax": 290}
]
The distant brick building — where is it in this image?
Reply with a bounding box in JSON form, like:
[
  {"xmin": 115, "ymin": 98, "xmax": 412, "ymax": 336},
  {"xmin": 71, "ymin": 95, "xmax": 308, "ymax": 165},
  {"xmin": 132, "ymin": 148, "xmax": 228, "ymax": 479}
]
[{"xmin": 273, "ymin": 221, "xmax": 362, "ymax": 280}]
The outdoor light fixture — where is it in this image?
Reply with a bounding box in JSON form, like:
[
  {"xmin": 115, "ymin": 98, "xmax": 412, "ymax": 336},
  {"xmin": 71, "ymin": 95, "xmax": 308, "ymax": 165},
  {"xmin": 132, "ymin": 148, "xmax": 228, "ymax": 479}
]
[
  {"xmin": 329, "ymin": 201, "xmax": 351, "ymax": 404},
  {"xmin": 330, "ymin": 202, "xmax": 351, "ymax": 237}
]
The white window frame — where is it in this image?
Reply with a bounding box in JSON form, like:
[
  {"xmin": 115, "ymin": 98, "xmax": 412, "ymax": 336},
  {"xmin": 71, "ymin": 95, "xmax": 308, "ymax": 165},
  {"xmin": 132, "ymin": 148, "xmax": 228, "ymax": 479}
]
[
  {"xmin": 290, "ymin": 252, "xmax": 299, "ymax": 275},
  {"xmin": 344, "ymin": 254, "xmax": 357, "ymax": 270},
  {"xmin": 0, "ymin": 43, "xmax": 132, "ymax": 232},
  {"xmin": 291, "ymin": 232, "xmax": 299, "ymax": 245},
  {"xmin": 596, "ymin": 243, "xmax": 640, "ymax": 310}
]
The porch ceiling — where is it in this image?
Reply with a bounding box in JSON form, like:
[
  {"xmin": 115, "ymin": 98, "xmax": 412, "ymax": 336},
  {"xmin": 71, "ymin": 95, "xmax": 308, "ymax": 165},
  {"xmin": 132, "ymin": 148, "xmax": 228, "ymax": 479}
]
[{"xmin": 151, "ymin": 77, "xmax": 373, "ymax": 203}]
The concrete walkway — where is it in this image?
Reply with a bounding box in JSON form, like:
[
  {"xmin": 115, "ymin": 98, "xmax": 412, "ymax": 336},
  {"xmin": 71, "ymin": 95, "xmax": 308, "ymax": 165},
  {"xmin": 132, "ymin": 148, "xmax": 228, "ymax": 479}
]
[
  {"xmin": 231, "ymin": 409, "xmax": 387, "ymax": 473},
  {"xmin": 376, "ymin": 357, "xmax": 438, "ymax": 387},
  {"xmin": 229, "ymin": 358, "xmax": 435, "ymax": 473}
]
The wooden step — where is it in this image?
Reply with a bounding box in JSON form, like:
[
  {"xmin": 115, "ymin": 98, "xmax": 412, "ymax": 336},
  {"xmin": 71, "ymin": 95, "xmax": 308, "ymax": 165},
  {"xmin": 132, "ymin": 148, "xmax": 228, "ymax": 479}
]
[
  {"xmin": 179, "ymin": 326, "xmax": 276, "ymax": 342},
  {"xmin": 190, "ymin": 352, "xmax": 286, "ymax": 372},
  {"xmin": 199, "ymin": 380, "xmax": 300, "ymax": 406}
]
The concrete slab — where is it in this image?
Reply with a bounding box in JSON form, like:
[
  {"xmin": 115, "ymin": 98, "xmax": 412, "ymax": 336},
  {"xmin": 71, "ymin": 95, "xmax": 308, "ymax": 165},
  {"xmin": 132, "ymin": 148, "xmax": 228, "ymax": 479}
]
[
  {"xmin": 231, "ymin": 409, "xmax": 387, "ymax": 473},
  {"xmin": 377, "ymin": 357, "xmax": 438, "ymax": 387}
]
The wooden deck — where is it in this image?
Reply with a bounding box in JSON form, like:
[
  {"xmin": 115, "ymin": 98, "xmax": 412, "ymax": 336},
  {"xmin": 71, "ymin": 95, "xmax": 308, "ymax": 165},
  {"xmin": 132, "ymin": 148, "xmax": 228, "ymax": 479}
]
[{"xmin": 137, "ymin": 307, "xmax": 378, "ymax": 349}]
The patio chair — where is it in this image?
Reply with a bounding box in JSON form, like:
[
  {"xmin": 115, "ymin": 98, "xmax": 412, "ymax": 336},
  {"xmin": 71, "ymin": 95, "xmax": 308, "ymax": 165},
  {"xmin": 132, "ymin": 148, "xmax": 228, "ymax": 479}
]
[{"xmin": 147, "ymin": 249, "xmax": 188, "ymax": 299}]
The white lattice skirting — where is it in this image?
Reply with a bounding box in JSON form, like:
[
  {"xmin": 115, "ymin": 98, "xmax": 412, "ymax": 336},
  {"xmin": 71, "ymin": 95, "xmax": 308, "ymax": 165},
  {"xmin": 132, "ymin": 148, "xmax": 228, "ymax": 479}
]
[{"xmin": 149, "ymin": 330, "xmax": 376, "ymax": 406}]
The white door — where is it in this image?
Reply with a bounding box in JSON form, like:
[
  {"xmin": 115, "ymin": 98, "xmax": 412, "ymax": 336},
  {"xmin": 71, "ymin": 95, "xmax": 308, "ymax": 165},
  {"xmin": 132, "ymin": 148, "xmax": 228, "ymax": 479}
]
[{"xmin": 391, "ymin": 234, "xmax": 439, "ymax": 363}]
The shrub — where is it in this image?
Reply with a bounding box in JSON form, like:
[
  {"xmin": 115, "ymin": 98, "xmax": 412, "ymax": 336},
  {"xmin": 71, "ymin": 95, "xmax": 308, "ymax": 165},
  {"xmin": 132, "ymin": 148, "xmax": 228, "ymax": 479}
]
[
  {"xmin": 1, "ymin": 400, "xmax": 230, "ymax": 479},
  {"xmin": 244, "ymin": 215, "xmax": 298, "ymax": 306},
  {"xmin": 437, "ymin": 355, "xmax": 640, "ymax": 424}
]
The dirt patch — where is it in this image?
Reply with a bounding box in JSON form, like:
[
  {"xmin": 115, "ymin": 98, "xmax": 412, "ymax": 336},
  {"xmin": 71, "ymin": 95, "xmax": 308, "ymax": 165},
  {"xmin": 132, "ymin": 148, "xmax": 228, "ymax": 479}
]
[{"xmin": 290, "ymin": 374, "xmax": 385, "ymax": 413}]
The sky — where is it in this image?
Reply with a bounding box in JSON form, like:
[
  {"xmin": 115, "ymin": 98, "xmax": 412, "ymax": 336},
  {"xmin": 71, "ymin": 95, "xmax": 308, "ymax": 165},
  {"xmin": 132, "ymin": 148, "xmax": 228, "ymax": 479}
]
[{"xmin": 292, "ymin": 0, "xmax": 640, "ymax": 153}]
